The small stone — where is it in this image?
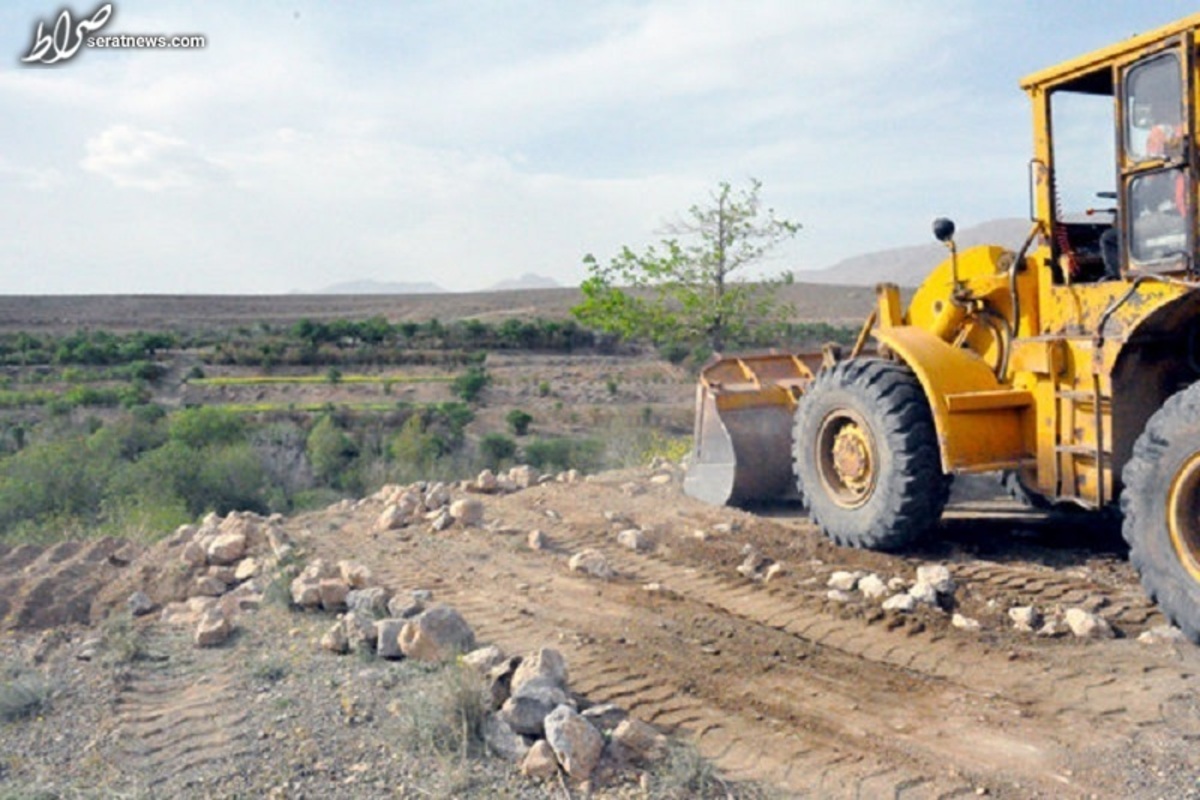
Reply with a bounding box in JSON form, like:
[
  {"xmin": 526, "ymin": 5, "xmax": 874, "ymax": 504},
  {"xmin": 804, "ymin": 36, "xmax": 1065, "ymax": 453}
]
[
  {"xmin": 763, "ymin": 563, "xmax": 786, "ymax": 583},
  {"xmin": 374, "ymin": 619, "xmax": 405, "ymax": 659},
  {"xmin": 527, "ymin": 530, "xmax": 548, "ymax": 550},
  {"xmin": 521, "ymin": 739, "xmax": 559, "ymax": 779},
  {"xmin": 475, "ymin": 469, "xmax": 499, "ymax": 493},
  {"xmin": 603, "ymin": 510, "xmax": 632, "ymax": 525},
  {"xmin": 320, "ymin": 622, "xmax": 349, "ymax": 654},
  {"xmin": 887, "ymin": 577, "xmax": 908, "ymax": 592},
  {"xmin": 180, "ymin": 541, "xmax": 207, "ymax": 568},
  {"xmin": 568, "ymin": 549, "xmax": 614, "ymax": 579},
  {"xmin": 486, "ymin": 657, "xmax": 520, "ymax": 710},
  {"xmin": 462, "ymin": 645, "xmax": 507, "ymax": 673},
  {"xmin": 908, "ymin": 582, "xmax": 940, "ymax": 606},
  {"xmin": 952, "ymin": 613, "xmax": 981, "ymax": 631},
  {"xmin": 511, "ymin": 647, "xmax": 568, "ymax": 695},
  {"xmin": 482, "ymin": 715, "xmax": 529, "ymax": 762},
  {"xmin": 827, "ymin": 571, "xmax": 862, "ymax": 592},
  {"xmin": 612, "ymin": 717, "xmax": 667, "ymax": 762},
  {"xmin": 346, "ymin": 587, "xmax": 390, "ymax": 616},
  {"xmin": 342, "ymin": 611, "xmax": 377, "ymax": 651},
  {"xmin": 1008, "ymin": 606, "xmax": 1041, "ymax": 632},
  {"xmin": 449, "ymin": 498, "xmax": 484, "ymax": 526},
  {"xmin": 882, "ymin": 593, "xmax": 916, "ymax": 613},
  {"xmin": 318, "ymin": 579, "xmax": 350, "ymax": 611},
  {"xmin": 649, "ymin": 474, "xmax": 672, "ymax": 485},
  {"xmin": 544, "ymin": 705, "xmax": 604, "ymax": 780},
  {"xmin": 916, "ymin": 564, "xmax": 955, "ymax": 595},
  {"xmin": 127, "ymin": 591, "xmax": 154, "ymax": 617},
  {"xmin": 194, "ymin": 608, "xmax": 231, "ymax": 647},
  {"xmin": 1138, "ymin": 625, "xmax": 1186, "ymax": 644},
  {"xmin": 620, "ymin": 482, "xmax": 644, "ymax": 497},
  {"xmin": 398, "ymin": 605, "xmax": 475, "ymax": 662},
  {"xmin": 827, "ymin": 589, "xmax": 854, "ymax": 603},
  {"xmin": 234, "ymin": 558, "xmax": 261, "ymax": 582},
  {"xmin": 424, "ymin": 483, "xmax": 450, "ymax": 510},
  {"xmin": 1064, "ymin": 608, "xmax": 1114, "ymax": 639},
  {"xmin": 500, "ymin": 679, "xmax": 572, "ymax": 735},
  {"xmin": 616, "ymin": 529, "xmax": 649, "ymax": 551},
  {"xmin": 193, "ymin": 575, "xmax": 229, "ymax": 598},
  {"xmin": 857, "ymin": 573, "xmax": 888, "ymax": 600},
  {"xmin": 290, "ymin": 576, "xmax": 321, "ymax": 608},
  {"xmin": 206, "ymin": 532, "xmax": 247, "ymax": 565},
  {"xmin": 376, "ymin": 504, "xmax": 409, "ymax": 531},
  {"xmin": 1036, "ymin": 617, "xmax": 1068, "ymax": 638},
  {"xmin": 510, "ymin": 465, "xmax": 537, "ymax": 489},
  {"xmin": 207, "ymin": 565, "xmax": 238, "ymax": 585},
  {"xmin": 712, "ymin": 522, "xmax": 735, "ymax": 535},
  {"xmin": 387, "ymin": 595, "xmax": 424, "ymax": 619},
  {"xmin": 430, "ymin": 510, "xmax": 454, "ymax": 532},
  {"xmin": 581, "ymin": 703, "xmax": 628, "ymax": 733},
  {"xmin": 337, "ymin": 561, "xmax": 373, "ymax": 589}
]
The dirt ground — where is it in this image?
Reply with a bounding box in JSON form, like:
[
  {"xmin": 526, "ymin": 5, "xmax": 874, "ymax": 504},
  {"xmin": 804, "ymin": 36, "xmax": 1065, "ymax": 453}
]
[{"xmin": 2, "ymin": 469, "xmax": 1198, "ymax": 799}]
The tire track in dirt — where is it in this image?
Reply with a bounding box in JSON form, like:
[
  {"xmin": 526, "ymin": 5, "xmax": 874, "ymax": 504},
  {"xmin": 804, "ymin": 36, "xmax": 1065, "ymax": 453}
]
[
  {"xmin": 112, "ymin": 629, "xmax": 255, "ymax": 791},
  {"xmin": 0, "ymin": 539, "xmax": 133, "ymax": 631}
]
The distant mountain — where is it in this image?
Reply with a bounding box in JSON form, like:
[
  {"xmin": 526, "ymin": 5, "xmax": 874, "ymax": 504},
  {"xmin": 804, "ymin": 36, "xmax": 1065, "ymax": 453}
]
[
  {"xmin": 486, "ymin": 272, "xmax": 561, "ymax": 291},
  {"xmin": 317, "ymin": 279, "xmax": 446, "ymax": 294},
  {"xmin": 798, "ymin": 218, "xmax": 1032, "ymax": 287}
]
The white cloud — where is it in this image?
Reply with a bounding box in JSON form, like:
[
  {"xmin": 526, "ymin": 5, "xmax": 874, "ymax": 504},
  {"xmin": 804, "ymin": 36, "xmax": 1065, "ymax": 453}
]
[{"xmin": 81, "ymin": 124, "xmax": 225, "ymax": 190}]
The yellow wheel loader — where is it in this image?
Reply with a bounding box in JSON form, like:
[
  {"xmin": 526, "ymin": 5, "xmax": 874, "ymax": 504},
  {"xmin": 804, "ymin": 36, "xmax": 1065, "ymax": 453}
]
[{"xmin": 684, "ymin": 13, "xmax": 1200, "ymax": 641}]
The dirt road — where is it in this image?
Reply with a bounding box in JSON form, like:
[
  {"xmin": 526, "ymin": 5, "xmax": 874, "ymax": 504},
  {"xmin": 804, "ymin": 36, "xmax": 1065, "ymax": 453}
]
[{"xmin": 301, "ymin": 472, "xmax": 1200, "ymax": 799}]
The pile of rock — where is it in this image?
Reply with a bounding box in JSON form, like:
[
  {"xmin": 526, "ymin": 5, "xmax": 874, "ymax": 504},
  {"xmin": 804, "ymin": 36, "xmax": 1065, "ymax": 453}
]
[
  {"xmin": 318, "ymin": 588, "xmax": 475, "ymax": 663},
  {"xmin": 155, "ymin": 511, "xmax": 294, "ymax": 648},
  {"xmin": 465, "ymin": 646, "xmax": 667, "ymax": 785},
  {"xmin": 1007, "ymin": 605, "xmax": 1115, "ymax": 639},
  {"xmin": 738, "ymin": 546, "xmax": 785, "ymax": 583},
  {"xmin": 826, "ymin": 565, "xmax": 968, "ymax": 619}
]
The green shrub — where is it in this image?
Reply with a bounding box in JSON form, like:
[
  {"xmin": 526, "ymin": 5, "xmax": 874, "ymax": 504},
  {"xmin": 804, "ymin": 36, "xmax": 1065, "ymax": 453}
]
[
  {"xmin": 505, "ymin": 409, "xmax": 533, "ymax": 437},
  {"xmin": 479, "ymin": 433, "xmax": 516, "ymax": 470},
  {"xmin": 521, "ymin": 436, "xmax": 604, "ymax": 473},
  {"xmin": 307, "ymin": 416, "xmax": 357, "ymax": 485},
  {"xmin": 537, "ymin": 380, "xmax": 551, "ymax": 397},
  {"xmin": 169, "ymin": 406, "xmax": 246, "ymax": 448},
  {"xmin": 0, "ymin": 669, "xmax": 51, "ymax": 722},
  {"xmin": 451, "ymin": 367, "xmax": 490, "ymax": 403}
]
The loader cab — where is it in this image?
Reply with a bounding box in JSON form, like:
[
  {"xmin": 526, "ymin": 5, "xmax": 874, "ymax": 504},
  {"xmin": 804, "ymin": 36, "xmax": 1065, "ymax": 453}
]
[{"xmin": 1025, "ymin": 25, "xmax": 1197, "ymax": 289}]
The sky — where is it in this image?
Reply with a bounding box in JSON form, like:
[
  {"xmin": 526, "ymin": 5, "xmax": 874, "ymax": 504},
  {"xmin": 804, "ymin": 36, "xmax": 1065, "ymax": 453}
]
[{"xmin": 0, "ymin": 1, "xmax": 1197, "ymax": 295}]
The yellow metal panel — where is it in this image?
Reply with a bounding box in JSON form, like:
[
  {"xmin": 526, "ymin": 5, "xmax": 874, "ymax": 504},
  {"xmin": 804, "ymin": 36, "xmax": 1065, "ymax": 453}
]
[
  {"xmin": 944, "ymin": 390, "xmax": 1034, "ymax": 413},
  {"xmin": 876, "ymin": 283, "xmax": 904, "ymax": 328},
  {"xmin": 874, "ymin": 327, "xmax": 1031, "ymax": 472}
]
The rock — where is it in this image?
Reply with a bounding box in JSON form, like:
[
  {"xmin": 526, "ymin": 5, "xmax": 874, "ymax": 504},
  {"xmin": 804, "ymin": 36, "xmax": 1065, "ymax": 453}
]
[
  {"xmin": 374, "ymin": 619, "xmax": 405, "ymax": 659},
  {"xmin": 827, "ymin": 589, "xmax": 855, "ymax": 603},
  {"xmin": 342, "ymin": 611, "xmax": 377, "ymax": 651},
  {"xmin": 193, "ymin": 575, "xmax": 229, "ymax": 598},
  {"xmin": 376, "ymin": 504, "xmax": 410, "ymax": 531},
  {"xmin": 207, "ymin": 565, "xmax": 238, "ymax": 585},
  {"xmin": 882, "ymin": 593, "xmax": 916, "ymax": 613},
  {"xmin": 168, "ymin": 523, "xmax": 198, "ymax": 546},
  {"xmin": 603, "ymin": 510, "xmax": 632, "ymax": 525},
  {"xmin": 568, "ymin": 549, "xmax": 615, "ymax": 579},
  {"xmin": 857, "ymin": 573, "xmax": 888, "ymax": 600},
  {"xmin": 234, "ymin": 558, "xmax": 261, "ymax": 582},
  {"xmin": 319, "ymin": 579, "xmax": 350, "ymax": 611},
  {"xmin": 320, "ymin": 622, "xmax": 349, "ymax": 654},
  {"xmin": 180, "ymin": 541, "xmax": 208, "ymax": 568},
  {"xmin": 265, "ymin": 526, "xmax": 291, "ymax": 557},
  {"xmin": 620, "ymin": 482, "xmax": 644, "ymax": 497},
  {"xmin": 462, "ymin": 645, "xmax": 507, "ymax": 674},
  {"xmin": 511, "ymin": 647, "xmax": 568, "ymax": 695},
  {"xmin": 649, "ymin": 474, "xmax": 672, "ymax": 485},
  {"xmin": 482, "ymin": 715, "xmax": 529, "ymax": 762},
  {"xmin": 527, "ymin": 529, "xmax": 548, "ymax": 550},
  {"xmin": 737, "ymin": 550, "xmax": 771, "ymax": 580},
  {"xmin": 616, "ymin": 529, "xmax": 649, "ymax": 551},
  {"xmin": 510, "ymin": 465, "xmax": 537, "ymax": 489},
  {"xmin": 449, "ymin": 498, "xmax": 484, "ymax": 526},
  {"xmin": 887, "ymin": 577, "xmax": 908, "ymax": 592},
  {"xmin": 1036, "ymin": 617, "xmax": 1068, "ymax": 638},
  {"xmin": 346, "ymin": 587, "xmax": 390, "ymax": 616},
  {"xmin": 763, "ymin": 563, "xmax": 786, "ymax": 583},
  {"xmin": 564, "ymin": 470, "xmax": 580, "ymax": 483},
  {"xmin": 500, "ymin": 679, "xmax": 572, "ymax": 735},
  {"xmin": 194, "ymin": 608, "xmax": 231, "ymax": 647},
  {"xmin": 612, "ymin": 717, "xmax": 667, "ymax": 762},
  {"xmin": 398, "ymin": 605, "xmax": 475, "ymax": 662},
  {"xmin": 424, "ymin": 483, "xmax": 450, "ymax": 510},
  {"xmin": 1138, "ymin": 625, "xmax": 1186, "ymax": 644},
  {"xmin": 908, "ymin": 581, "xmax": 940, "ymax": 606},
  {"xmin": 290, "ymin": 576, "xmax": 321, "ymax": 608},
  {"xmin": 475, "ymin": 469, "xmax": 499, "ymax": 493},
  {"xmin": 206, "ymin": 532, "xmax": 247, "ymax": 565},
  {"xmin": 76, "ymin": 637, "xmax": 102, "ymax": 661},
  {"xmin": 412, "ymin": 589, "xmax": 433, "ymax": 604},
  {"xmin": 544, "ymin": 705, "xmax": 604, "ymax": 780},
  {"xmin": 712, "ymin": 522, "xmax": 736, "ymax": 534},
  {"xmin": 1064, "ymin": 607, "xmax": 1114, "ymax": 639},
  {"xmin": 521, "ymin": 739, "xmax": 560, "ymax": 779},
  {"xmin": 581, "ymin": 702, "xmax": 628, "ymax": 733},
  {"xmin": 486, "ymin": 656, "xmax": 521, "ymax": 710},
  {"xmin": 1008, "ymin": 606, "xmax": 1041, "ymax": 632},
  {"xmin": 952, "ymin": 613, "xmax": 981, "ymax": 631},
  {"xmin": 387, "ymin": 595, "xmax": 424, "ymax": 619},
  {"xmin": 916, "ymin": 564, "xmax": 955, "ymax": 595},
  {"xmin": 429, "ymin": 510, "xmax": 454, "ymax": 532},
  {"xmin": 337, "ymin": 561, "xmax": 373, "ymax": 589},
  {"xmin": 127, "ymin": 591, "xmax": 154, "ymax": 617}
]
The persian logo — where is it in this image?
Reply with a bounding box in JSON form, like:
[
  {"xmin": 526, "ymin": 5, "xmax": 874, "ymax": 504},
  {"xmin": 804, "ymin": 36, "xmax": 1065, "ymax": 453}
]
[{"xmin": 20, "ymin": 3, "xmax": 113, "ymax": 65}]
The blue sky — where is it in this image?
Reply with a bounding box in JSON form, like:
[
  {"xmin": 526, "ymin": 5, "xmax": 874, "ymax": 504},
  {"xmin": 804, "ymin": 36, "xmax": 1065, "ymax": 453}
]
[{"xmin": 0, "ymin": 1, "xmax": 1196, "ymax": 293}]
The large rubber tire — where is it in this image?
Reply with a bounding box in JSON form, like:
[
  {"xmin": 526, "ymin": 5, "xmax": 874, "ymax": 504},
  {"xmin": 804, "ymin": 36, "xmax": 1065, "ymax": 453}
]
[
  {"xmin": 1121, "ymin": 381, "xmax": 1200, "ymax": 643},
  {"xmin": 793, "ymin": 358, "xmax": 951, "ymax": 550}
]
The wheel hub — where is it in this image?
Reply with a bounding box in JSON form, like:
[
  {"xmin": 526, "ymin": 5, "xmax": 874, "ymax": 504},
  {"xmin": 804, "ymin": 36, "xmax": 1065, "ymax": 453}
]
[
  {"xmin": 1167, "ymin": 453, "xmax": 1200, "ymax": 583},
  {"xmin": 816, "ymin": 410, "xmax": 877, "ymax": 509}
]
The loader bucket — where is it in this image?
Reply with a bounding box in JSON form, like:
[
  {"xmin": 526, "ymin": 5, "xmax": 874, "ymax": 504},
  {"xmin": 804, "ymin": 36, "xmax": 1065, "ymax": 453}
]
[{"xmin": 683, "ymin": 353, "xmax": 821, "ymax": 506}]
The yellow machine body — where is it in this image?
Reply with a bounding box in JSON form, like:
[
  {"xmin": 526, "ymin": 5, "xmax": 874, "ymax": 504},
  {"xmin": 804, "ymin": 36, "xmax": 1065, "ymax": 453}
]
[{"xmin": 684, "ymin": 13, "xmax": 1200, "ymax": 512}]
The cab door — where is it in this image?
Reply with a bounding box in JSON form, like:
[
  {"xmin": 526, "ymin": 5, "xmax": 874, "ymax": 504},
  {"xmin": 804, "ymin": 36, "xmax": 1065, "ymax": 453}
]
[{"xmin": 1118, "ymin": 36, "xmax": 1194, "ymax": 273}]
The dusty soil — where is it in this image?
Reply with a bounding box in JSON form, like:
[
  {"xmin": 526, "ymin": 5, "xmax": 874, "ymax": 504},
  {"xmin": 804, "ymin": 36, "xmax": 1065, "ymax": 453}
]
[{"xmin": 2, "ymin": 470, "xmax": 1198, "ymax": 799}]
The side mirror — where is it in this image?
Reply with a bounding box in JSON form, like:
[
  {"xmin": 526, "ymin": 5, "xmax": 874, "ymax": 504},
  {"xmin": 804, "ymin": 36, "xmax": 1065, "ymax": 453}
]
[{"xmin": 932, "ymin": 217, "xmax": 956, "ymax": 243}]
